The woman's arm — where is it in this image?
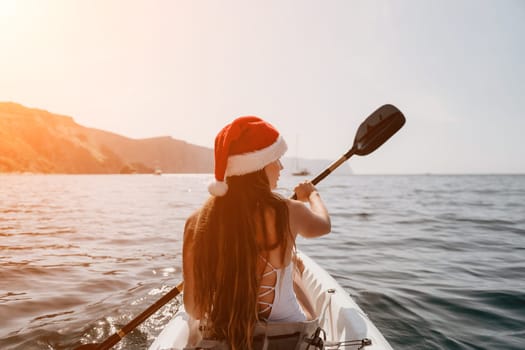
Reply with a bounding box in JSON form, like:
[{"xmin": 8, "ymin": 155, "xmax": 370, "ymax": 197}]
[{"xmin": 288, "ymin": 181, "xmax": 331, "ymax": 238}]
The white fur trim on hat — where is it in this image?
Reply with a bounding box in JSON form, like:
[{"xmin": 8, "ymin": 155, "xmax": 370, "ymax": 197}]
[
  {"xmin": 225, "ymin": 135, "xmax": 287, "ymax": 177},
  {"xmin": 208, "ymin": 180, "xmax": 229, "ymax": 196}
]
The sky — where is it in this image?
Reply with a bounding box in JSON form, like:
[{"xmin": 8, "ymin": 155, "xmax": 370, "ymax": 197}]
[{"xmin": 1, "ymin": 0, "xmax": 524, "ymax": 174}]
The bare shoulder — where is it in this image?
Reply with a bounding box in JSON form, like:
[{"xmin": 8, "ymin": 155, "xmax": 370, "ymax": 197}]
[
  {"xmin": 285, "ymin": 198, "xmax": 308, "ymax": 216},
  {"xmin": 285, "ymin": 198, "xmax": 331, "ymax": 238},
  {"xmin": 284, "ymin": 198, "xmax": 306, "ymax": 235}
]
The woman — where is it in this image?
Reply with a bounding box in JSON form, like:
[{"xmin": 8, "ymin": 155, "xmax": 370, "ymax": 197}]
[{"xmin": 183, "ymin": 116, "xmax": 331, "ymax": 350}]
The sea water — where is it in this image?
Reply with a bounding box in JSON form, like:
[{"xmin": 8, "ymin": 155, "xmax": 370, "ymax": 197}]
[{"xmin": 1, "ymin": 174, "xmax": 524, "ymax": 350}]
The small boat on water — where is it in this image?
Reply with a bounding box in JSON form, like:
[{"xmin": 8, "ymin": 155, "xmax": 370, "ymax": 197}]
[
  {"xmin": 292, "ymin": 169, "xmax": 310, "ymax": 176},
  {"xmin": 149, "ymin": 251, "xmax": 393, "ymax": 350}
]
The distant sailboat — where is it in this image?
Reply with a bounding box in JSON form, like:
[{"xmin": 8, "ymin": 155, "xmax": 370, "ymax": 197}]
[
  {"xmin": 292, "ymin": 168, "xmax": 310, "ymax": 176},
  {"xmin": 153, "ymin": 161, "xmax": 162, "ymax": 175},
  {"xmin": 292, "ymin": 135, "xmax": 310, "ymax": 176}
]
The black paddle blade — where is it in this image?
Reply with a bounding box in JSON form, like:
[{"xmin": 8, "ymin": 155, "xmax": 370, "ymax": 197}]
[{"xmin": 351, "ymin": 104, "xmax": 405, "ymax": 156}]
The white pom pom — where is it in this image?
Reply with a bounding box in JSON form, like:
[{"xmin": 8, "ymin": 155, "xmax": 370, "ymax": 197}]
[{"xmin": 208, "ymin": 181, "xmax": 228, "ymax": 196}]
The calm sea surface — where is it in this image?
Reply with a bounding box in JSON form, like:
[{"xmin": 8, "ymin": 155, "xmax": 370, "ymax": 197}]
[{"xmin": 1, "ymin": 174, "xmax": 524, "ymax": 350}]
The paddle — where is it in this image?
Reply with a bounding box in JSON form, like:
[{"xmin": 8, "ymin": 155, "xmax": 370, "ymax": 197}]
[
  {"xmin": 291, "ymin": 104, "xmax": 405, "ymax": 199},
  {"xmin": 76, "ymin": 104, "xmax": 404, "ymax": 349},
  {"xmin": 75, "ymin": 281, "xmax": 184, "ymax": 350}
]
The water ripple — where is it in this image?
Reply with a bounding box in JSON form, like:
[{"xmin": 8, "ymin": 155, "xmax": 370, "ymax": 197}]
[{"xmin": 1, "ymin": 174, "xmax": 524, "ymax": 350}]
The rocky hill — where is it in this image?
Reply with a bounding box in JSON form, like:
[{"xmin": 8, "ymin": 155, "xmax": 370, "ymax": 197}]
[{"xmin": 0, "ymin": 102, "xmax": 213, "ymax": 174}]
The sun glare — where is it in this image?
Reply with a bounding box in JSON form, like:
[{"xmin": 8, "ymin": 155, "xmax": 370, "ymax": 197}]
[{"xmin": 0, "ymin": 0, "xmax": 18, "ymax": 18}]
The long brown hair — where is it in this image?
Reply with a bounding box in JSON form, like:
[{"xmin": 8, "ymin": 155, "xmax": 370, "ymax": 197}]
[{"xmin": 191, "ymin": 169, "xmax": 291, "ymax": 350}]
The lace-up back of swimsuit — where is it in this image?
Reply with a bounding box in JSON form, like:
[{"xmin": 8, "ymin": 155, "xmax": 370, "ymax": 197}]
[{"xmin": 257, "ymin": 256, "xmax": 306, "ymax": 323}]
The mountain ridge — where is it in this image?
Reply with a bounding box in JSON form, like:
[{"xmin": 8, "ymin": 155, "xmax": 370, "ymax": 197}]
[
  {"xmin": 0, "ymin": 102, "xmax": 213, "ymax": 174},
  {"xmin": 0, "ymin": 102, "xmax": 350, "ymax": 175}
]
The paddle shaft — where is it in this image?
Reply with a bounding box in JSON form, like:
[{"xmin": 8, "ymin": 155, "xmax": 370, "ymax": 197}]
[
  {"xmin": 291, "ymin": 147, "xmax": 355, "ymax": 199},
  {"xmin": 311, "ymin": 147, "xmax": 355, "ymax": 185},
  {"xmin": 76, "ymin": 282, "xmax": 184, "ymax": 350}
]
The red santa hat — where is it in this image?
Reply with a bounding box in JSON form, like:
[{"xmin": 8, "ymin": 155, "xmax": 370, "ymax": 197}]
[{"xmin": 208, "ymin": 116, "xmax": 287, "ymax": 196}]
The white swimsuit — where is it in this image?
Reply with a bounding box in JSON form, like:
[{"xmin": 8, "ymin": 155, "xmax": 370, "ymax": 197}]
[{"xmin": 258, "ymin": 257, "xmax": 307, "ymax": 323}]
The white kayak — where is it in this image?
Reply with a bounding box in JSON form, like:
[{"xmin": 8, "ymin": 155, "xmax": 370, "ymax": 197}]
[{"xmin": 149, "ymin": 251, "xmax": 393, "ymax": 350}]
